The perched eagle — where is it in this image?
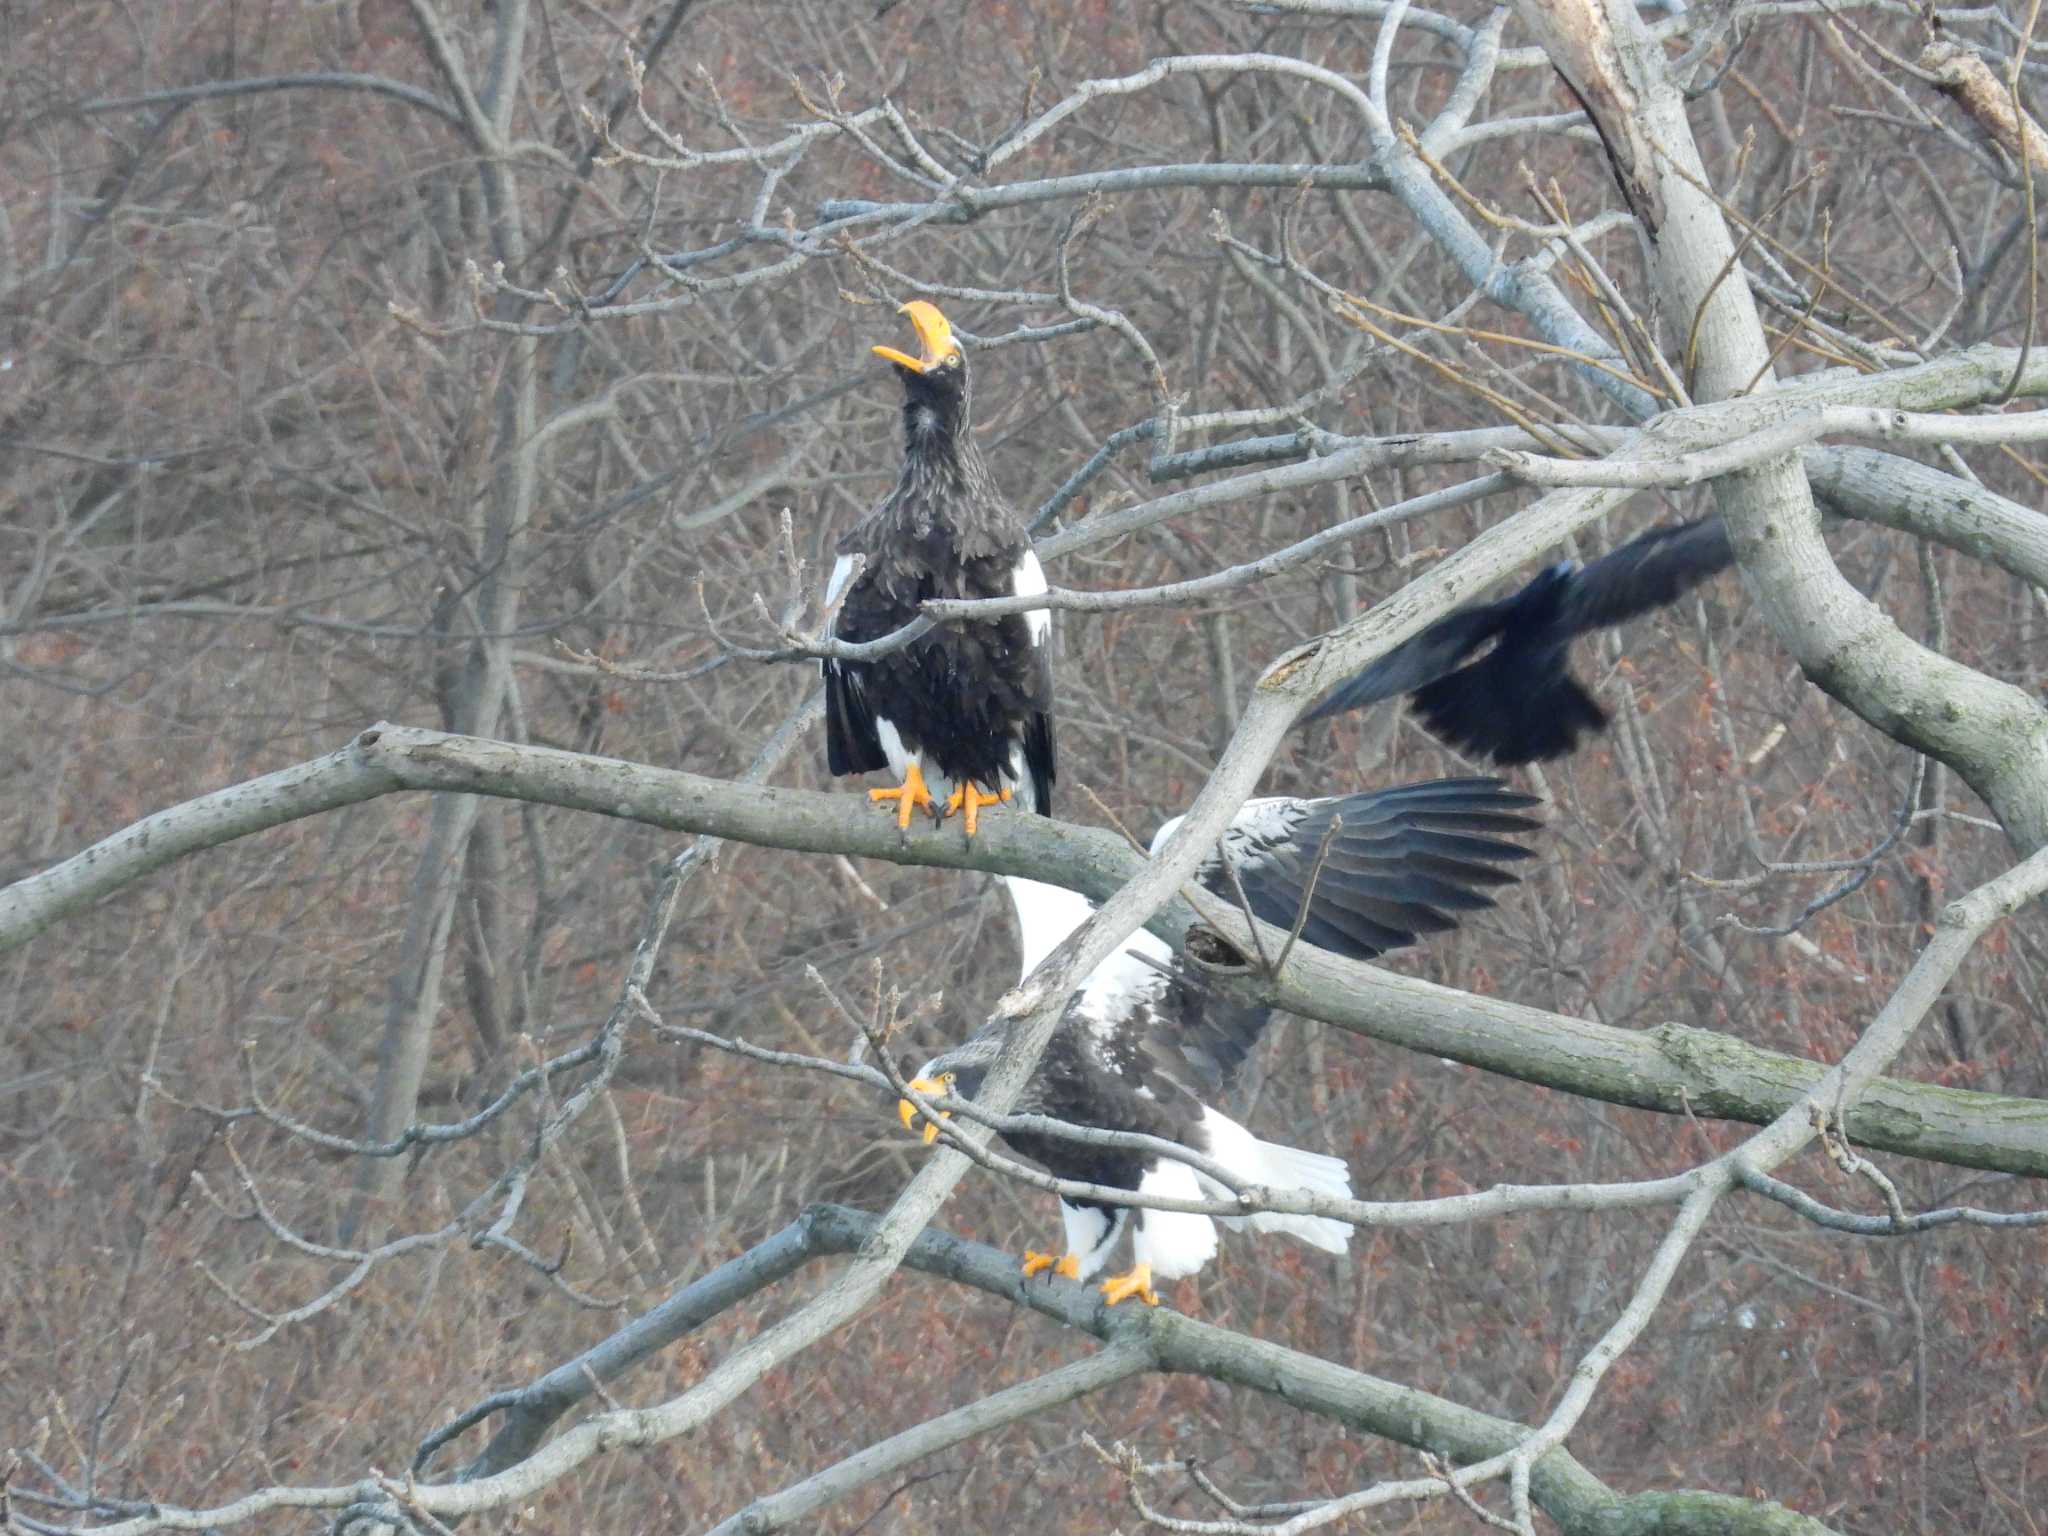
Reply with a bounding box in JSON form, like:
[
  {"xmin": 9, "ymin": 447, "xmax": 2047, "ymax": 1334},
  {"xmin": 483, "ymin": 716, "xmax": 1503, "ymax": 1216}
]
[
  {"xmin": 823, "ymin": 300, "xmax": 1054, "ymax": 837},
  {"xmin": 1306, "ymin": 515, "xmax": 1732, "ymax": 763},
  {"xmin": 899, "ymin": 778, "xmax": 1542, "ymax": 1306}
]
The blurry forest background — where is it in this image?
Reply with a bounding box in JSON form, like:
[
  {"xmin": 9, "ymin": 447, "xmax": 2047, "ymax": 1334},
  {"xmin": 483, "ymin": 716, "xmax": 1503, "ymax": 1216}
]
[{"xmin": 2, "ymin": 0, "xmax": 2046, "ymax": 1531}]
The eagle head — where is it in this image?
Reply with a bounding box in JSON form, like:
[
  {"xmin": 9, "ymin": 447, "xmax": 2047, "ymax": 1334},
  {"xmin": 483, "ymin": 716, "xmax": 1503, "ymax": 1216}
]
[
  {"xmin": 872, "ymin": 299, "xmax": 969, "ymax": 438},
  {"xmin": 896, "ymin": 1034, "xmax": 998, "ymax": 1144}
]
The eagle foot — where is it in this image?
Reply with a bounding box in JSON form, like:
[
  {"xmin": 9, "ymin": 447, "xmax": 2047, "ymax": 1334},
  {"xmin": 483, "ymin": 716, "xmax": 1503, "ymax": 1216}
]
[
  {"xmin": 869, "ymin": 761, "xmax": 938, "ymax": 831},
  {"xmin": 1021, "ymin": 1249, "xmax": 1081, "ymax": 1281},
  {"xmin": 944, "ymin": 782, "xmax": 1011, "ymax": 838},
  {"xmin": 1099, "ymin": 1263, "xmax": 1159, "ymax": 1307}
]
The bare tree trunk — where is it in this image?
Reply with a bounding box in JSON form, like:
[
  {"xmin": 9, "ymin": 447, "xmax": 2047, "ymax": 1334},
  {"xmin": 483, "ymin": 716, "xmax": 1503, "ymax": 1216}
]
[
  {"xmin": 343, "ymin": 0, "xmax": 542, "ymax": 1243},
  {"xmin": 1519, "ymin": 0, "xmax": 2048, "ymax": 851}
]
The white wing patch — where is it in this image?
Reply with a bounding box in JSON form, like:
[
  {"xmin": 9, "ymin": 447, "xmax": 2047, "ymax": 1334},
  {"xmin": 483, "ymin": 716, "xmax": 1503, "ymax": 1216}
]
[
  {"xmin": 873, "ymin": 716, "xmax": 914, "ymax": 782},
  {"xmin": 1001, "ymin": 876, "xmax": 1175, "ymax": 1043},
  {"xmin": 1011, "ymin": 547, "xmax": 1052, "ymax": 647},
  {"xmin": 1151, "ymin": 799, "xmax": 1308, "ymax": 859},
  {"xmin": 1148, "ymin": 814, "xmax": 1184, "ymax": 857},
  {"xmin": 824, "ymin": 552, "xmax": 859, "ymax": 609},
  {"xmin": 1221, "ymin": 797, "xmax": 1309, "ymax": 853},
  {"xmin": 1005, "ymin": 741, "xmax": 1045, "ymax": 814},
  {"xmin": 1072, "ymin": 935, "xmax": 1173, "ymax": 1045}
]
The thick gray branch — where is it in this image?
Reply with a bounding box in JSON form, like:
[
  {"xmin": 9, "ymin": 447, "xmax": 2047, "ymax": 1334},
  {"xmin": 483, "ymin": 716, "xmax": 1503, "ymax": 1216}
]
[
  {"xmin": 429, "ymin": 1205, "xmax": 1836, "ymax": 1536},
  {"xmin": 700, "ymin": 1342, "xmax": 1150, "ymax": 1535},
  {"xmin": 1541, "ymin": 0, "xmax": 2048, "ymax": 852},
  {"xmin": 5, "ymin": 727, "xmax": 2042, "ymax": 1176}
]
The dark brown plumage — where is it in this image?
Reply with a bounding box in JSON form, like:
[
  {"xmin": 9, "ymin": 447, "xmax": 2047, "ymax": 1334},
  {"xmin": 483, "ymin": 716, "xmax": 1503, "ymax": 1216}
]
[
  {"xmin": 900, "ymin": 777, "xmax": 1543, "ymax": 1304},
  {"xmin": 1307, "ymin": 516, "xmax": 1734, "ymax": 763},
  {"xmin": 823, "ymin": 301, "xmax": 1054, "ymax": 834}
]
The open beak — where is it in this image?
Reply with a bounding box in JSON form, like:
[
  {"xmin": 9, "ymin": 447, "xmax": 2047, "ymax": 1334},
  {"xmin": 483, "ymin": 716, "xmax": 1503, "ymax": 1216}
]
[
  {"xmin": 897, "ymin": 1076, "xmax": 951, "ymax": 1145},
  {"xmin": 871, "ymin": 300, "xmax": 958, "ymax": 373}
]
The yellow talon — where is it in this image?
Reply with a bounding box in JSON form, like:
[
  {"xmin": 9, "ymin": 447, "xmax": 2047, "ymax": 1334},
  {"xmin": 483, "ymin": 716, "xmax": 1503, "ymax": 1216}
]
[
  {"xmin": 1021, "ymin": 1250, "xmax": 1082, "ymax": 1281},
  {"xmin": 1099, "ymin": 1263, "xmax": 1159, "ymax": 1307},
  {"xmin": 897, "ymin": 1075, "xmax": 952, "ymax": 1145},
  {"xmin": 943, "ymin": 782, "xmax": 1010, "ymax": 838},
  {"xmin": 869, "ymin": 761, "xmax": 937, "ymax": 830}
]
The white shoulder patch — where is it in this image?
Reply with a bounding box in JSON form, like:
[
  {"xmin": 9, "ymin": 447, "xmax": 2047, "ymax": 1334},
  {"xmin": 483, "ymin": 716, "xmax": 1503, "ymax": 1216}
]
[
  {"xmin": 1011, "ymin": 547, "xmax": 1052, "ymax": 647},
  {"xmin": 1147, "ymin": 814, "xmax": 1184, "ymax": 858},
  {"xmin": 1003, "ymin": 876, "xmax": 1097, "ymax": 977},
  {"xmin": 1072, "ymin": 933, "xmax": 1173, "ymax": 1043},
  {"xmin": 1224, "ymin": 797, "xmax": 1307, "ymax": 852},
  {"xmin": 824, "ymin": 552, "xmax": 859, "ymax": 609}
]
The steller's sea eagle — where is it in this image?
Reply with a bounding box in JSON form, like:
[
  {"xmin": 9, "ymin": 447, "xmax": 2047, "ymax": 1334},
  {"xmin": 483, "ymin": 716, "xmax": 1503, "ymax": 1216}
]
[
  {"xmin": 822, "ymin": 300, "xmax": 1054, "ymax": 838},
  {"xmin": 1305, "ymin": 515, "xmax": 1733, "ymax": 763},
  {"xmin": 898, "ymin": 778, "xmax": 1542, "ymax": 1306}
]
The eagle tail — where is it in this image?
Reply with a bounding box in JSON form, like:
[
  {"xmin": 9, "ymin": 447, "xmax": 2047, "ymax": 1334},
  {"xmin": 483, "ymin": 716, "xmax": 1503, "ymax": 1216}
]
[{"xmin": 1199, "ymin": 1110, "xmax": 1353, "ymax": 1254}]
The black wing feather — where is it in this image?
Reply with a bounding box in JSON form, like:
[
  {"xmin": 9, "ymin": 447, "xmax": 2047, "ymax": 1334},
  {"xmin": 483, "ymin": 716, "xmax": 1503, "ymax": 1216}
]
[
  {"xmin": 1202, "ymin": 778, "xmax": 1542, "ymax": 966},
  {"xmin": 1306, "ymin": 515, "xmax": 1734, "ymax": 762},
  {"xmin": 1556, "ymin": 515, "xmax": 1734, "ymax": 630},
  {"xmin": 1141, "ymin": 971, "xmax": 1271, "ymax": 1100},
  {"xmin": 1303, "ymin": 602, "xmax": 1516, "ymax": 722},
  {"xmin": 1021, "ymin": 640, "xmax": 1056, "ymax": 816},
  {"xmin": 822, "ymin": 661, "xmax": 890, "ymax": 776}
]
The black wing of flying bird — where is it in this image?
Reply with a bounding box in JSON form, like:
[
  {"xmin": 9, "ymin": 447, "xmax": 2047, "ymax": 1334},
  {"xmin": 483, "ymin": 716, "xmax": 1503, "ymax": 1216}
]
[{"xmin": 1305, "ymin": 515, "xmax": 1735, "ymax": 763}]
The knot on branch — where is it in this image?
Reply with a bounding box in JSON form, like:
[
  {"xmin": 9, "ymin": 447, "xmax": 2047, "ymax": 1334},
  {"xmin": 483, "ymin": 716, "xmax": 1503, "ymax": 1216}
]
[{"xmin": 1181, "ymin": 924, "xmax": 1254, "ymax": 977}]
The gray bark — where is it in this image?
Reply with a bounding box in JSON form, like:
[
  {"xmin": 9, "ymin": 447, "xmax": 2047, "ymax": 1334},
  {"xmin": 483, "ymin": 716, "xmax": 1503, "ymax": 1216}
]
[
  {"xmin": 434, "ymin": 1204, "xmax": 1839, "ymax": 1536},
  {"xmin": 1520, "ymin": 0, "xmax": 2048, "ymax": 853},
  {"xmin": 347, "ymin": 0, "xmax": 546, "ymax": 1243},
  {"xmin": 7, "ymin": 725, "xmax": 2043, "ymax": 1176}
]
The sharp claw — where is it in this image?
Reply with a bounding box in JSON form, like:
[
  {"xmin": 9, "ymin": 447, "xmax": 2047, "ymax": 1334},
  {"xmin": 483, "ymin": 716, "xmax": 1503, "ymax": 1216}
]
[
  {"xmin": 869, "ymin": 763, "xmax": 936, "ymax": 831},
  {"xmin": 943, "ymin": 782, "xmax": 1006, "ymax": 838},
  {"xmin": 1021, "ymin": 1249, "xmax": 1081, "ymax": 1280}
]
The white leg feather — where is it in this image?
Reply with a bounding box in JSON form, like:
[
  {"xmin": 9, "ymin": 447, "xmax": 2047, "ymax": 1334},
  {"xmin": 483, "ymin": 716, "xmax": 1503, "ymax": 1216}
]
[
  {"xmin": 1061, "ymin": 1200, "xmax": 1123, "ymax": 1280},
  {"xmin": 1132, "ymin": 1158, "xmax": 1218, "ymax": 1281}
]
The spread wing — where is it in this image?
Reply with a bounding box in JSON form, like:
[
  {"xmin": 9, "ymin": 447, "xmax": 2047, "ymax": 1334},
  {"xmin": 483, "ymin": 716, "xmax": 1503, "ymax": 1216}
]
[
  {"xmin": 1305, "ymin": 516, "xmax": 1733, "ymax": 763},
  {"xmin": 1553, "ymin": 515, "xmax": 1733, "ymax": 630},
  {"xmin": 1010, "ymin": 776, "xmax": 1542, "ymax": 1100},
  {"xmin": 1178, "ymin": 777, "xmax": 1542, "ymax": 961}
]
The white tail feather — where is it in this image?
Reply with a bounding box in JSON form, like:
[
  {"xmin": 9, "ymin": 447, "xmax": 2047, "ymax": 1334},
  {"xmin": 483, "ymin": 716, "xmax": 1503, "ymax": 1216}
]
[{"xmin": 1198, "ymin": 1109, "xmax": 1353, "ymax": 1254}]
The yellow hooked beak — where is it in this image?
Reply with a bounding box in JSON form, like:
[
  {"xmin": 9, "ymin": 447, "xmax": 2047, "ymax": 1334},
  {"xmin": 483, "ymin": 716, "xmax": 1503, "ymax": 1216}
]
[
  {"xmin": 871, "ymin": 300, "xmax": 960, "ymax": 373},
  {"xmin": 897, "ymin": 1074, "xmax": 953, "ymax": 1145}
]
